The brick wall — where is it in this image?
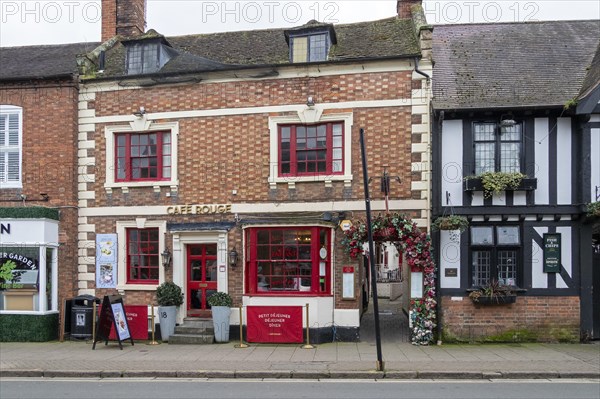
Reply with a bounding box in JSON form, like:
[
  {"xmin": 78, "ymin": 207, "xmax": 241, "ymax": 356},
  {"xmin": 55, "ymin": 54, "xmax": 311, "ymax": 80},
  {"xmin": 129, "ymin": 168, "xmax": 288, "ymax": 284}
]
[
  {"xmin": 441, "ymin": 296, "xmax": 580, "ymax": 342},
  {"xmin": 88, "ymin": 71, "xmax": 416, "ymax": 206},
  {"xmin": 102, "ymin": 0, "xmax": 146, "ymax": 41},
  {"xmin": 0, "ymin": 80, "xmax": 80, "ymax": 310}
]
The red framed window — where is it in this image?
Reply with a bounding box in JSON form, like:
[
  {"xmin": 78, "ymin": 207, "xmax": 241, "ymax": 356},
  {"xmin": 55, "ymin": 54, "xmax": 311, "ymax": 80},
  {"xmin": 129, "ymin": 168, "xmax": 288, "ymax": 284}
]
[
  {"xmin": 115, "ymin": 131, "xmax": 171, "ymax": 181},
  {"xmin": 126, "ymin": 228, "xmax": 159, "ymax": 284},
  {"xmin": 245, "ymin": 227, "xmax": 331, "ymax": 295},
  {"xmin": 279, "ymin": 122, "xmax": 343, "ymax": 177}
]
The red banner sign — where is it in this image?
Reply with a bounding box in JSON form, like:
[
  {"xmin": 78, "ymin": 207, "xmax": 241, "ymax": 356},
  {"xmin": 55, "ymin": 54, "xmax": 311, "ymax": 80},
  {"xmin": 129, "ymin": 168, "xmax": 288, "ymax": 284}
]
[
  {"xmin": 100, "ymin": 305, "xmax": 148, "ymax": 340},
  {"xmin": 246, "ymin": 306, "xmax": 303, "ymax": 343}
]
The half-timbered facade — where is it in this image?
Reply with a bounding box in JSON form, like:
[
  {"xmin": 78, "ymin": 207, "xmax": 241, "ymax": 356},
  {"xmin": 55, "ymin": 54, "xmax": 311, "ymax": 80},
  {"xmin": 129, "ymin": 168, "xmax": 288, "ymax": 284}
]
[{"xmin": 432, "ymin": 21, "xmax": 600, "ymax": 341}]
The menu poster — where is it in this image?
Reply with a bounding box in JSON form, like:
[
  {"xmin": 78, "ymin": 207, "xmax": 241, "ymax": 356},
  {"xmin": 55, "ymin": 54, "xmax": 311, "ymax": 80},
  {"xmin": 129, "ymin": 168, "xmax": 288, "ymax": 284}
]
[
  {"xmin": 111, "ymin": 302, "xmax": 131, "ymax": 341},
  {"xmin": 342, "ymin": 266, "xmax": 355, "ymax": 299},
  {"xmin": 93, "ymin": 295, "xmax": 134, "ymax": 350},
  {"xmin": 96, "ymin": 234, "xmax": 117, "ymax": 288}
]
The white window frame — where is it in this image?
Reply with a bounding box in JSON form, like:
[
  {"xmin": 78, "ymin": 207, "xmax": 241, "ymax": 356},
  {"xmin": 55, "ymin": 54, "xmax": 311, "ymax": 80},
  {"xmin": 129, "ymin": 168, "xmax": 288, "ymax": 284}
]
[
  {"xmin": 0, "ymin": 105, "xmax": 23, "ymax": 188},
  {"xmin": 268, "ymin": 112, "xmax": 353, "ymax": 185},
  {"xmin": 104, "ymin": 121, "xmax": 179, "ymax": 191},
  {"xmin": 116, "ymin": 219, "xmax": 167, "ymax": 291}
]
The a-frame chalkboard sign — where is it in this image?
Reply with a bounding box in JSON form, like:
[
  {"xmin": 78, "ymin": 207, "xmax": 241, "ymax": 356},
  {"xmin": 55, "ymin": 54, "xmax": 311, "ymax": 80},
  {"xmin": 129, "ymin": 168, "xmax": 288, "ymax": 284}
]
[{"xmin": 92, "ymin": 295, "xmax": 134, "ymax": 350}]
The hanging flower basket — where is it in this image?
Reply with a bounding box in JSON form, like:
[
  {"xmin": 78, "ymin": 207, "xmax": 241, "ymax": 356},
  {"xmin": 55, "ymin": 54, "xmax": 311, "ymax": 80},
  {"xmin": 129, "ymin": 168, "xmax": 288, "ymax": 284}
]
[{"xmin": 432, "ymin": 215, "xmax": 469, "ymax": 232}]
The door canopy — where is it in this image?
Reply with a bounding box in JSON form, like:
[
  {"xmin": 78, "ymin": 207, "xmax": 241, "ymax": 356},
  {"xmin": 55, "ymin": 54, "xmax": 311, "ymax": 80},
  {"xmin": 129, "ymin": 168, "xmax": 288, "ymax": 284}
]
[{"xmin": 342, "ymin": 213, "xmax": 436, "ymax": 345}]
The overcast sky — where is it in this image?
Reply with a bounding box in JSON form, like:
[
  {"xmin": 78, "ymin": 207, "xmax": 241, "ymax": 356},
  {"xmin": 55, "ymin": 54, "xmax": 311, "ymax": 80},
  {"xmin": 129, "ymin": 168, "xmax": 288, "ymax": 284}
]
[{"xmin": 0, "ymin": 0, "xmax": 599, "ymax": 47}]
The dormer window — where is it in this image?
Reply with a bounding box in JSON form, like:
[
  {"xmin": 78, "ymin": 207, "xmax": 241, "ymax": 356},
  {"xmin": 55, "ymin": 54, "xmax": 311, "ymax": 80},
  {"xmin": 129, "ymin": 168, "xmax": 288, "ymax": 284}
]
[
  {"xmin": 124, "ymin": 36, "xmax": 173, "ymax": 75},
  {"xmin": 291, "ymin": 33, "xmax": 330, "ymax": 63},
  {"xmin": 285, "ymin": 22, "xmax": 337, "ymax": 64},
  {"xmin": 127, "ymin": 42, "xmax": 159, "ymax": 74}
]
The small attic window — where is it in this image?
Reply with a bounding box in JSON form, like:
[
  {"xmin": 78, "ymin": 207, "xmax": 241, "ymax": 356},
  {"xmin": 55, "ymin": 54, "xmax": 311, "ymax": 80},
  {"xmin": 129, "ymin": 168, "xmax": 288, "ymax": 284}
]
[
  {"xmin": 125, "ymin": 40, "xmax": 171, "ymax": 75},
  {"xmin": 290, "ymin": 33, "xmax": 330, "ymax": 63}
]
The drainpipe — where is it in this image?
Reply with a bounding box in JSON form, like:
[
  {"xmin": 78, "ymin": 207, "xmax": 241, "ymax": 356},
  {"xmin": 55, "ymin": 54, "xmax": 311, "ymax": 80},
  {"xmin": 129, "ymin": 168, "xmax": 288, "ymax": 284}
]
[
  {"xmin": 434, "ymin": 110, "xmax": 444, "ymax": 345},
  {"xmin": 414, "ymin": 57, "xmax": 430, "ymax": 81}
]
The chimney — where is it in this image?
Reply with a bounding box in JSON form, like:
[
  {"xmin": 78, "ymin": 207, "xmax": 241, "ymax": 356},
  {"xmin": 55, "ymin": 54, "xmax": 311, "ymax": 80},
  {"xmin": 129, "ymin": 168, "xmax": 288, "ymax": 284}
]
[
  {"xmin": 397, "ymin": 0, "xmax": 422, "ymax": 19},
  {"xmin": 101, "ymin": 0, "xmax": 147, "ymax": 42}
]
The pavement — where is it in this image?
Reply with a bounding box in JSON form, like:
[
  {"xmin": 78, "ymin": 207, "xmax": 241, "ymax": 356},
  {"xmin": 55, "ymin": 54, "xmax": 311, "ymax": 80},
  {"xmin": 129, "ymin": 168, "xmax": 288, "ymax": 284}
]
[
  {"xmin": 1, "ymin": 340, "xmax": 599, "ymax": 380},
  {"xmin": 1, "ymin": 298, "xmax": 599, "ymax": 380}
]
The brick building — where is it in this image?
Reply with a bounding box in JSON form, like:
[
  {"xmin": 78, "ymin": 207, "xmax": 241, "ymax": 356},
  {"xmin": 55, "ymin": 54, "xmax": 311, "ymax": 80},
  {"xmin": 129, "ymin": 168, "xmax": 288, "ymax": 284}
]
[
  {"xmin": 72, "ymin": 0, "xmax": 433, "ymax": 342},
  {"xmin": 0, "ymin": 42, "xmax": 98, "ymax": 340}
]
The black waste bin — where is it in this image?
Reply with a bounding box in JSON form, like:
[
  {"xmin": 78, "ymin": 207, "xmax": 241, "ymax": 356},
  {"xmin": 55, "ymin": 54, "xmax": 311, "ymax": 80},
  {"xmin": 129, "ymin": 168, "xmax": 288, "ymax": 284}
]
[{"xmin": 70, "ymin": 295, "xmax": 100, "ymax": 340}]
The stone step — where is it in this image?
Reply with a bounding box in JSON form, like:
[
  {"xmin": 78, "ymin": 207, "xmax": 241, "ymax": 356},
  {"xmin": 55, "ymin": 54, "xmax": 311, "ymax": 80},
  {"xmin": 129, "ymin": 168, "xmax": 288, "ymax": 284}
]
[
  {"xmin": 182, "ymin": 318, "xmax": 213, "ymax": 328},
  {"xmin": 168, "ymin": 333, "xmax": 214, "ymax": 345},
  {"xmin": 174, "ymin": 325, "xmax": 214, "ymax": 335}
]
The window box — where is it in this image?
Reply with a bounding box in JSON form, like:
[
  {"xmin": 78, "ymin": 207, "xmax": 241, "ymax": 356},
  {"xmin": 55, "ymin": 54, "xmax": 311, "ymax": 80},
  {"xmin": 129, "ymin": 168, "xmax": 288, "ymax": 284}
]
[
  {"xmin": 470, "ymin": 294, "xmax": 517, "ymax": 305},
  {"xmin": 463, "ymin": 177, "xmax": 537, "ymax": 192}
]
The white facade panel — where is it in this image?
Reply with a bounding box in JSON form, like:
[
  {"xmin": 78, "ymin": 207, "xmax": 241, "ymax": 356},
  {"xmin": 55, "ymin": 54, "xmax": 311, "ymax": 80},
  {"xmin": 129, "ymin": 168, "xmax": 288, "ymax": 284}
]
[
  {"xmin": 439, "ymin": 230, "xmax": 461, "ymax": 289},
  {"xmin": 471, "ymin": 192, "xmax": 484, "ymax": 206},
  {"xmin": 556, "ymin": 118, "xmax": 572, "ymax": 205},
  {"xmin": 534, "ymin": 118, "xmax": 550, "ymax": 205},
  {"xmin": 492, "ymin": 192, "xmax": 506, "ymax": 206},
  {"xmin": 513, "ymin": 192, "xmax": 527, "ymax": 206},
  {"xmin": 441, "ymin": 120, "xmax": 463, "ymax": 207}
]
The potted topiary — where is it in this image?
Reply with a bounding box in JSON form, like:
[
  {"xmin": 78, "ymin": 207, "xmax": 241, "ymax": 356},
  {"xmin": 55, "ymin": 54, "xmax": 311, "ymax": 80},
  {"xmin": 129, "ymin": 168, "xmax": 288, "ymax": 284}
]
[
  {"xmin": 156, "ymin": 281, "xmax": 183, "ymax": 342},
  {"xmin": 207, "ymin": 291, "xmax": 232, "ymax": 343}
]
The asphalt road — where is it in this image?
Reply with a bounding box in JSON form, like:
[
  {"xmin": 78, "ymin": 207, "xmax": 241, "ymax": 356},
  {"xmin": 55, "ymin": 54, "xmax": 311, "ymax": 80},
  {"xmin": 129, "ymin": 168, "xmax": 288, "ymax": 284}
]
[{"xmin": 1, "ymin": 378, "xmax": 599, "ymax": 399}]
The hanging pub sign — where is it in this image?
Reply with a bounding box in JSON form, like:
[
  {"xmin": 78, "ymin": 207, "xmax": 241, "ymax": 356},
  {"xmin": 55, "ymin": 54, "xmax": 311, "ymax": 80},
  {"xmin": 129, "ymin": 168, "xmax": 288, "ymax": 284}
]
[
  {"xmin": 543, "ymin": 233, "xmax": 561, "ymax": 273},
  {"xmin": 93, "ymin": 295, "xmax": 134, "ymax": 350},
  {"xmin": 246, "ymin": 306, "xmax": 303, "ymax": 343}
]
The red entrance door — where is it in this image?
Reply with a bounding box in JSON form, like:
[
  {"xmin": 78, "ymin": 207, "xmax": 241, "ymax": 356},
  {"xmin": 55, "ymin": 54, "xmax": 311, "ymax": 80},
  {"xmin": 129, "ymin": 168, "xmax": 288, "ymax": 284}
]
[{"xmin": 187, "ymin": 244, "xmax": 218, "ymax": 317}]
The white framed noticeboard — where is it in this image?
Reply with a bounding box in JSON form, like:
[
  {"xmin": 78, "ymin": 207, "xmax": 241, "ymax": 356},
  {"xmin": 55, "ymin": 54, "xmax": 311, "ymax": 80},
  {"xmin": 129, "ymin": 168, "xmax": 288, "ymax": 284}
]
[
  {"xmin": 410, "ymin": 271, "xmax": 424, "ymax": 298},
  {"xmin": 342, "ymin": 266, "xmax": 355, "ymax": 299}
]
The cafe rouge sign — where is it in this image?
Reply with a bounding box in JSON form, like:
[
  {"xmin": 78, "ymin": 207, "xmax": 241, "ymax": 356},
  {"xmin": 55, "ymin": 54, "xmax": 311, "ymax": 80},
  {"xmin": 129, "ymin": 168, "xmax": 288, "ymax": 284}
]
[{"xmin": 166, "ymin": 204, "xmax": 232, "ymax": 215}]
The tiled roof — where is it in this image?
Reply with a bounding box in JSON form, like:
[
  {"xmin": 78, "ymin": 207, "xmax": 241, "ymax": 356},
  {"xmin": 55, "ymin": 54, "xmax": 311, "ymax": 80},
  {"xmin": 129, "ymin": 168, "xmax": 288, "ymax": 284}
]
[
  {"xmin": 0, "ymin": 42, "xmax": 99, "ymax": 81},
  {"xmin": 579, "ymin": 43, "xmax": 600, "ymax": 99},
  {"xmin": 99, "ymin": 17, "xmax": 421, "ymax": 78},
  {"xmin": 432, "ymin": 20, "xmax": 600, "ymax": 110}
]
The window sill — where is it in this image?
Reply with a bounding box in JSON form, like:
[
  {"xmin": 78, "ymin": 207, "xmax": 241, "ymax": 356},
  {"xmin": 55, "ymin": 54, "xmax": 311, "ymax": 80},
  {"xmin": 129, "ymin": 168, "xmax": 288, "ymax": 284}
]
[
  {"xmin": 463, "ymin": 177, "xmax": 537, "ymax": 192},
  {"xmin": 117, "ymin": 284, "xmax": 158, "ymax": 291},
  {"xmin": 268, "ymin": 174, "xmax": 352, "ymax": 187},
  {"xmin": 247, "ymin": 292, "xmax": 332, "ymax": 297}
]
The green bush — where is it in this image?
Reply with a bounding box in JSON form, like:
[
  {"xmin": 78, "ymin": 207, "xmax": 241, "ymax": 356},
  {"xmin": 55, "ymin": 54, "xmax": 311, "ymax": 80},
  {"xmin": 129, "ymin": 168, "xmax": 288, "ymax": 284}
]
[
  {"xmin": 156, "ymin": 281, "xmax": 183, "ymax": 306},
  {"xmin": 207, "ymin": 292, "xmax": 232, "ymax": 307}
]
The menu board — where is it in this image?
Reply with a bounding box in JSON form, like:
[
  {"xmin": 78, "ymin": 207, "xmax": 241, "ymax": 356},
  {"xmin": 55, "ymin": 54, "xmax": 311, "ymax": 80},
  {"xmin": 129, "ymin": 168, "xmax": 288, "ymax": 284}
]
[{"xmin": 93, "ymin": 295, "xmax": 134, "ymax": 350}]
